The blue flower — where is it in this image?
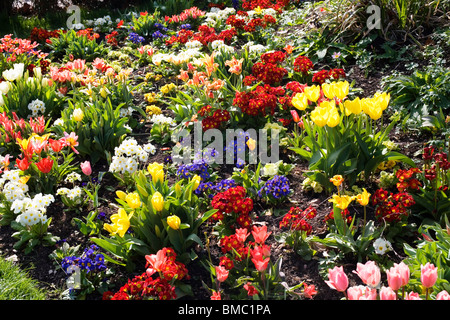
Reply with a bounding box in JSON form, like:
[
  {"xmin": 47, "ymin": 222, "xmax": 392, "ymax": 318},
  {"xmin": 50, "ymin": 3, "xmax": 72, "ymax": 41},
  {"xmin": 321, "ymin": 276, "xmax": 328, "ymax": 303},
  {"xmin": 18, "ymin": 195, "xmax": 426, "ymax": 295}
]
[
  {"xmin": 259, "ymin": 175, "xmax": 290, "ymax": 200},
  {"xmin": 179, "ymin": 24, "xmax": 191, "ymax": 30},
  {"xmin": 128, "ymin": 32, "xmax": 145, "ymax": 44}
]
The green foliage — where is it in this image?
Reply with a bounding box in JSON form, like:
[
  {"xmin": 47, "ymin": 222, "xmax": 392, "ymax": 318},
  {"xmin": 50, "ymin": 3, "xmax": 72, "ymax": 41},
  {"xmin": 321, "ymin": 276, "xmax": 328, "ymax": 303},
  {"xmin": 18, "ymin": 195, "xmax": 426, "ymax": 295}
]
[
  {"xmin": 382, "ymin": 65, "xmax": 450, "ymax": 127},
  {"xmin": 403, "ymin": 220, "xmax": 450, "ymax": 296},
  {"xmin": 53, "ymin": 97, "xmax": 131, "ymax": 164},
  {"xmin": 47, "ymin": 29, "xmax": 108, "ymax": 62},
  {"xmin": 311, "ymin": 206, "xmax": 382, "ymax": 262}
]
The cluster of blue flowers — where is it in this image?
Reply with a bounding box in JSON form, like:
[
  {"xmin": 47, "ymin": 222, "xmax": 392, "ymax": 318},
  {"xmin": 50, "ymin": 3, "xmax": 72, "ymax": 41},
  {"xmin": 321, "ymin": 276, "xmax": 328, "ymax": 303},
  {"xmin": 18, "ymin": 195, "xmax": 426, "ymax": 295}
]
[
  {"xmin": 61, "ymin": 244, "xmax": 106, "ymax": 274},
  {"xmin": 258, "ymin": 175, "xmax": 290, "ymax": 200},
  {"xmin": 128, "ymin": 32, "xmax": 145, "ymax": 44},
  {"xmin": 194, "ymin": 178, "xmax": 237, "ymax": 197},
  {"xmin": 224, "ymin": 131, "xmax": 252, "ymax": 167},
  {"xmin": 152, "ymin": 23, "xmax": 169, "ymax": 39},
  {"xmin": 179, "ymin": 24, "xmax": 191, "ymax": 30},
  {"xmin": 176, "ymin": 159, "xmax": 210, "ymax": 181}
]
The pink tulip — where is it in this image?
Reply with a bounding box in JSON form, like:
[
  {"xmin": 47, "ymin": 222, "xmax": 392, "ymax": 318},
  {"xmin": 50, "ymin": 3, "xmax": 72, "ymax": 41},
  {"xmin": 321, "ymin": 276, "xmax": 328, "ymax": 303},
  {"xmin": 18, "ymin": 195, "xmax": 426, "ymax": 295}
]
[
  {"xmin": 251, "ymin": 225, "xmax": 271, "ymax": 245},
  {"xmin": 353, "ymin": 261, "xmax": 381, "ymax": 288},
  {"xmin": 379, "ymin": 286, "xmax": 397, "ymax": 300},
  {"xmin": 386, "ymin": 267, "xmax": 403, "ymax": 291},
  {"xmin": 251, "ymin": 256, "xmax": 270, "ymax": 272},
  {"xmin": 235, "ymin": 228, "xmax": 249, "ymax": 243},
  {"xmin": 80, "ymin": 161, "xmax": 92, "ymax": 176},
  {"xmin": 325, "ymin": 266, "xmax": 348, "ymax": 292},
  {"xmin": 421, "ymin": 262, "xmax": 438, "ymax": 288},
  {"xmin": 347, "ymin": 285, "xmax": 377, "ymax": 300},
  {"xmin": 145, "ymin": 249, "xmax": 167, "ymax": 277},
  {"xmin": 394, "ymin": 261, "xmax": 410, "ymax": 287},
  {"xmin": 404, "ymin": 291, "xmax": 422, "ymax": 300},
  {"xmin": 436, "ymin": 290, "xmax": 450, "ymax": 300}
]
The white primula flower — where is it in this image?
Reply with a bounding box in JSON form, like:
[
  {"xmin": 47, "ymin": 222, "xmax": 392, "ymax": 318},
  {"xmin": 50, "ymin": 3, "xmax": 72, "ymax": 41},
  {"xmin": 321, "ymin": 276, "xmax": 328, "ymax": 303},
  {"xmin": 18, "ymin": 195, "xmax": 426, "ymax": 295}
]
[{"xmin": 373, "ymin": 238, "xmax": 391, "ymax": 255}]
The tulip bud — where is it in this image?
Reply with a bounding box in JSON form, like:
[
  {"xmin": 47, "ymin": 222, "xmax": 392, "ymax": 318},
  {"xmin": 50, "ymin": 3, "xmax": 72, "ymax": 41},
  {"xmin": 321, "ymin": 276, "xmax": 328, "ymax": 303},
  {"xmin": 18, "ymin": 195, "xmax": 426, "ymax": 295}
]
[
  {"xmin": 72, "ymin": 108, "xmax": 84, "ymax": 122},
  {"xmin": 80, "ymin": 161, "xmax": 92, "ymax": 176},
  {"xmin": 167, "ymin": 215, "xmax": 181, "ymax": 230},
  {"xmin": 151, "ymin": 191, "xmax": 164, "ymax": 212},
  {"xmin": 191, "ymin": 175, "xmax": 201, "ymax": 191}
]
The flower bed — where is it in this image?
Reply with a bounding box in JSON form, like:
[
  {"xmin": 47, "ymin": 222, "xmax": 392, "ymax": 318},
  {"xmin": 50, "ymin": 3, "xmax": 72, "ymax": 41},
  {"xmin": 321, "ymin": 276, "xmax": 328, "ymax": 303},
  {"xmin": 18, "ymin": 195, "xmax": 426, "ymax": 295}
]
[{"xmin": 0, "ymin": 0, "xmax": 449, "ymax": 303}]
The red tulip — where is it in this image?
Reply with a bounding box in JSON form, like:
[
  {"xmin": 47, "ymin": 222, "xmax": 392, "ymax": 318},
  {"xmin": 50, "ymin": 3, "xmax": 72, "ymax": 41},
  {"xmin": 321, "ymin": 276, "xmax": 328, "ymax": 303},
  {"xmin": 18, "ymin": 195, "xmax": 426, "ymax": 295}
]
[
  {"xmin": 35, "ymin": 157, "xmax": 54, "ymax": 173},
  {"xmin": 215, "ymin": 265, "xmax": 229, "ymax": 283},
  {"xmin": 290, "ymin": 109, "xmax": 300, "ymax": 122},
  {"xmin": 16, "ymin": 157, "xmax": 30, "ymax": 171},
  {"xmin": 49, "ymin": 139, "xmax": 64, "ymax": 153}
]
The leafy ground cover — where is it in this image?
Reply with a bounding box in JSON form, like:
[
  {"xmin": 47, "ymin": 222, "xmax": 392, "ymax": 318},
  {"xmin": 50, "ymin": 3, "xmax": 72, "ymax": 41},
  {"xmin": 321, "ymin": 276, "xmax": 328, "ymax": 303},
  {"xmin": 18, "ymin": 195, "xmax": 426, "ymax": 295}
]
[{"xmin": 0, "ymin": 0, "xmax": 449, "ymax": 302}]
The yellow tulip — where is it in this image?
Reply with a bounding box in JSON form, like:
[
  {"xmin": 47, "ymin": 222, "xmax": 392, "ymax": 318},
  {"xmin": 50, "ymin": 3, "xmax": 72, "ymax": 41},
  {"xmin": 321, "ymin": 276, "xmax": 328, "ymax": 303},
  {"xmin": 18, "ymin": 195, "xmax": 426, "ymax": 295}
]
[
  {"xmin": 125, "ymin": 192, "xmax": 141, "ymax": 209},
  {"xmin": 116, "ymin": 190, "xmax": 127, "ymax": 201},
  {"xmin": 330, "ymin": 175, "xmax": 344, "ymax": 187},
  {"xmin": 147, "ymin": 162, "xmax": 164, "ymax": 175},
  {"xmin": 191, "ymin": 175, "xmax": 202, "ymax": 190},
  {"xmin": 291, "ymin": 92, "xmax": 308, "ymax": 110},
  {"xmin": 152, "ymin": 168, "xmax": 165, "ymax": 184},
  {"xmin": 343, "ymin": 97, "xmax": 362, "ymax": 115},
  {"xmin": 99, "ymin": 86, "xmax": 110, "ymax": 99},
  {"xmin": 373, "ymin": 92, "xmax": 390, "ymax": 110},
  {"xmin": 19, "ymin": 175, "xmax": 30, "ymax": 184},
  {"xmin": 304, "ymin": 85, "xmax": 321, "ymax": 102},
  {"xmin": 329, "ymin": 194, "xmax": 354, "ymax": 210},
  {"xmin": 321, "ymin": 83, "xmax": 335, "ymax": 100},
  {"xmin": 151, "ymin": 191, "xmax": 164, "ymax": 212},
  {"xmin": 167, "ymin": 215, "xmax": 181, "ymax": 230},
  {"xmin": 326, "ymin": 107, "xmax": 340, "ymax": 127},
  {"xmin": 310, "ymin": 106, "xmax": 329, "ymax": 127},
  {"xmin": 16, "ymin": 137, "xmax": 30, "ymax": 151},
  {"xmin": 334, "ymin": 81, "xmax": 349, "ymax": 100},
  {"xmin": 356, "ymin": 188, "xmax": 371, "ymax": 206},
  {"xmin": 104, "ymin": 208, "xmax": 130, "ymax": 237},
  {"xmin": 363, "ymin": 98, "xmax": 383, "ymax": 120},
  {"xmin": 246, "ymin": 138, "xmax": 256, "ymax": 151}
]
